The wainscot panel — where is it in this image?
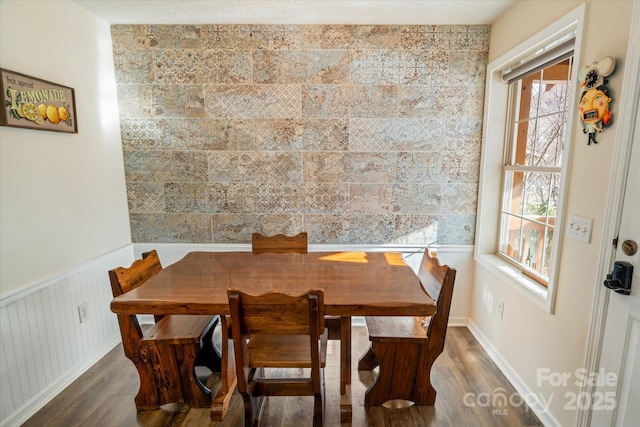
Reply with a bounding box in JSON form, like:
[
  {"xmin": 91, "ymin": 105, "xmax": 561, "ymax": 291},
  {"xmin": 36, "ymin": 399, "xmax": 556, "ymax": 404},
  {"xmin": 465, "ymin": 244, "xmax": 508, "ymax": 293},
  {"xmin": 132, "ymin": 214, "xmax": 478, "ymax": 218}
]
[{"xmin": 0, "ymin": 245, "xmax": 133, "ymax": 427}]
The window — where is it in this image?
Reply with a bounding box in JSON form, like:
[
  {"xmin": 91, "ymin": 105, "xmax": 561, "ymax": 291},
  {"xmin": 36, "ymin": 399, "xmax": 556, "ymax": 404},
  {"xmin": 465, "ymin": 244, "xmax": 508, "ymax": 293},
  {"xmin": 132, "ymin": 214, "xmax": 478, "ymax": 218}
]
[
  {"xmin": 474, "ymin": 5, "xmax": 585, "ymax": 312},
  {"xmin": 499, "ymin": 58, "xmax": 574, "ymax": 285}
]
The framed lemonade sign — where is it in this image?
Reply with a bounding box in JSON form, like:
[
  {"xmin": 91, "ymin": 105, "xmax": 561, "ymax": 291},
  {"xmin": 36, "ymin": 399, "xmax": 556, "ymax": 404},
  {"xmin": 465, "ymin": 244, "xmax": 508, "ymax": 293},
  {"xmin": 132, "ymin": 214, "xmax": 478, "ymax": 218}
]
[{"xmin": 0, "ymin": 68, "xmax": 77, "ymax": 133}]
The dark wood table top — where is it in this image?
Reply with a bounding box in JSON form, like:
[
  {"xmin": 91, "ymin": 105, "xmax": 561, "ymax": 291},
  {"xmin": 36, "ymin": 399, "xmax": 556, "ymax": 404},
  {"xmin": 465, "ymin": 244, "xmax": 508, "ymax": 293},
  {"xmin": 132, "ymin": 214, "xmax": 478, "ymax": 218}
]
[{"xmin": 110, "ymin": 251, "xmax": 436, "ymax": 317}]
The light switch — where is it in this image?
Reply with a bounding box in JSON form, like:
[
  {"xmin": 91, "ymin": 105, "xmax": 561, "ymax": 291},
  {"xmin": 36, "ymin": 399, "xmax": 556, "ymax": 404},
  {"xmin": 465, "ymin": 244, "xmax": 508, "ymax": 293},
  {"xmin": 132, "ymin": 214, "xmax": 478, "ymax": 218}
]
[{"xmin": 567, "ymin": 214, "xmax": 593, "ymax": 243}]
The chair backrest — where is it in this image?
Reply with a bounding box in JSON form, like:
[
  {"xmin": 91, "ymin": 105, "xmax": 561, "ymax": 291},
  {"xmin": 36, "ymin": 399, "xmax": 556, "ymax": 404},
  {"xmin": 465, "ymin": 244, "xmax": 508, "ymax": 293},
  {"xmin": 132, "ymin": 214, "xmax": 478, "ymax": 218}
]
[
  {"xmin": 251, "ymin": 232, "xmax": 308, "ymax": 254},
  {"xmin": 109, "ymin": 250, "xmax": 163, "ymax": 297},
  {"xmin": 227, "ymin": 289, "xmax": 325, "ymax": 336},
  {"xmin": 417, "ymin": 249, "xmax": 456, "ymax": 343},
  {"xmin": 228, "ymin": 289, "xmax": 326, "ymax": 423},
  {"xmin": 108, "ymin": 250, "xmax": 164, "ymax": 340}
]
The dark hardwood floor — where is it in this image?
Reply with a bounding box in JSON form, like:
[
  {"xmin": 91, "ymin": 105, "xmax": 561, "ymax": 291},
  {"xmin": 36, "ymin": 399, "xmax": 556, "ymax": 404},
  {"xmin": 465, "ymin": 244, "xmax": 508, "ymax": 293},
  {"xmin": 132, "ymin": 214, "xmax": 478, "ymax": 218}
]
[{"xmin": 23, "ymin": 326, "xmax": 542, "ymax": 426}]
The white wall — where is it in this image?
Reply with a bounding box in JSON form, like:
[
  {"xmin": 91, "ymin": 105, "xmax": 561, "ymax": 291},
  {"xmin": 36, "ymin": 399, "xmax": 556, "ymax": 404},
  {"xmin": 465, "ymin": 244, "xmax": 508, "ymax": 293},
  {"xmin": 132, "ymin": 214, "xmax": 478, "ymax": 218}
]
[
  {"xmin": 0, "ymin": 0, "xmax": 131, "ymax": 297},
  {"xmin": 0, "ymin": 1, "xmax": 132, "ymax": 425},
  {"xmin": 470, "ymin": 1, "xmax": 635, "ymax": 426}
]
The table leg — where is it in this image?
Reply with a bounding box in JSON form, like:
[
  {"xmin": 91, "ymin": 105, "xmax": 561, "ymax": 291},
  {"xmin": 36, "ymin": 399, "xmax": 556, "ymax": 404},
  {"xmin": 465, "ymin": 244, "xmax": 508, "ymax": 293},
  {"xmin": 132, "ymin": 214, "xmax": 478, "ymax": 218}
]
[
  {"xmin": 340, "ymin": 316, "xmax": 352, "ymax": 423},
  {"xmin": 210, "ymin": 316, "xmax": 237, "ymax": 421}
]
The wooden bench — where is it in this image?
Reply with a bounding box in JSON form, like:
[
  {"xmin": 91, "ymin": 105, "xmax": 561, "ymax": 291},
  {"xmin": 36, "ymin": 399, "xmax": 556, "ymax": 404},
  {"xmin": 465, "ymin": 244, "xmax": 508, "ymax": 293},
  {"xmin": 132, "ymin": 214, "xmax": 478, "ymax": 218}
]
[
  {"xmin": 357, "ymin": 249, "xmax": 456, "ymax": 406},
  {"xmin": 109, "ymin": 250, "xmax": 219, "ymax": 409}
]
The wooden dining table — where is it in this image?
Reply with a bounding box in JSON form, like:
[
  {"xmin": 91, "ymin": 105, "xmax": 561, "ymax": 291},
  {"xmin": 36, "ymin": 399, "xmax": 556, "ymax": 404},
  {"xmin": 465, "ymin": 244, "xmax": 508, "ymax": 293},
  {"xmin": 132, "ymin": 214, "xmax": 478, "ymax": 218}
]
[{"xmin": 110, "ymin": 250, "xmax": 436, "ymax": 422}]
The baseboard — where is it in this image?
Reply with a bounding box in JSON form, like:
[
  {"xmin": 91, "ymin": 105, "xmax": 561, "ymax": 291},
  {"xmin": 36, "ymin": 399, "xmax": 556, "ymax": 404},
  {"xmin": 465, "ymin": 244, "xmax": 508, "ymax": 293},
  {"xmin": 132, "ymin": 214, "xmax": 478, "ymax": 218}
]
[
  {"xmin": 2, "ymin": 336, "xmax": 121, "ymax": 427},
  {"xmin": 467, "ymin": 319, "xmax": 560, "ymax": 427},
  {"xmin": 351, "ymin": 316, "xmax": 365, "ymax": 326},
  {"xmin": 448, "ymin": 317, "xmax": 468, "ymax": 327}
]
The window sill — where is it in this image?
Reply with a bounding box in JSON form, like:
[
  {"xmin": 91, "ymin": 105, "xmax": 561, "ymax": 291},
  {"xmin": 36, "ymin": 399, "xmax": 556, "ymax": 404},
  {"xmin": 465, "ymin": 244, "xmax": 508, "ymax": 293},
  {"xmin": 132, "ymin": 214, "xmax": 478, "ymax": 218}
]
[{"xmin": 474, "ymin": 253, "xmax": 551, "ymax": 312}]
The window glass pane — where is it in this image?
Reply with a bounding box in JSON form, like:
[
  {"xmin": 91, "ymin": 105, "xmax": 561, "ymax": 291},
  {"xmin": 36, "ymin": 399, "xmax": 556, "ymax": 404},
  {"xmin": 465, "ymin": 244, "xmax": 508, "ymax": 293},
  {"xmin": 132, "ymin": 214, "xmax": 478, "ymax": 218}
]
[
  {"xmin": 520, "ymin": 219, "xmax": 550, "ymax": 272},
  {"xmin": 521, "ymin": 219, "xmax": 543, "ymax": 269},
  {"xmin": 522, "ymin": 71, "xmax": 543, "ymax": 122},
  {"xmin": 504, "ymin": 172, "xmax": 559, "ymax": 220},
  {"xmin": 510, "ymin": 59, "xmax": 572, "ymax": 167},
  {"xmin": 501, "ymin": 213, "xmax": 523, "ymax": 260},
  {"xmin": 522, "ymin": 171, "xmax": 559, "ymax": 218},
  {"xmin": 513, "ymin": 120, "xmax": 533, "ymax": 166},
  {"xmin": 501, "ymin": 169, "xmax": 558, "ymax": 278},
  {"xmin": 541, "ymin": 225, "xmax": 555, "ymax": 277},
  {"xmin": 511, "ymin": 71, "xmax": 541, "ymax": 166},
  {"xmin": 504, "ymin": 170, "xmax": 525, "ymax": 215},
  {"xmin": 532, "ymin": 113, "xmax": 564, "ymax": 167},
  {"xmin": 537, "ymin": 59, "xmax": 572, "ymax": 115},
  {"xmin": 500, "ymin": 217, "xmax": 554, "ymax": 278}
]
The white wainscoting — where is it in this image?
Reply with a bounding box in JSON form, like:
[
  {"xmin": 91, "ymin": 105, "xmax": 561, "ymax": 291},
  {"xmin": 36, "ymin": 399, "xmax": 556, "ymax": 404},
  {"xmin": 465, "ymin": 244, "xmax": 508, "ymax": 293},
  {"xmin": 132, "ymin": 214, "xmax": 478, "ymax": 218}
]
[
  {"xmin": 0, "ymin": 245, "xmax": 134, "ymax": 427},
  {"xmin": 0, "ymin": 243, "xmax": 473, "ymax": 427}
]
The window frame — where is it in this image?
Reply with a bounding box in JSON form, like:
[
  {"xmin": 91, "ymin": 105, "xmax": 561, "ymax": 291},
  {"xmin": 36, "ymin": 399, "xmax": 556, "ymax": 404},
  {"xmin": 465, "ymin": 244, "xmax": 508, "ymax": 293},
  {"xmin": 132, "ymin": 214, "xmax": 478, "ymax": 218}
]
[
  {"xmin": 498, "ymin": 62, "xmax": 572, "ymax": 285},
  {"xmin": 474, "ymin": 5, "xmax": 586, "ymax": 313}
]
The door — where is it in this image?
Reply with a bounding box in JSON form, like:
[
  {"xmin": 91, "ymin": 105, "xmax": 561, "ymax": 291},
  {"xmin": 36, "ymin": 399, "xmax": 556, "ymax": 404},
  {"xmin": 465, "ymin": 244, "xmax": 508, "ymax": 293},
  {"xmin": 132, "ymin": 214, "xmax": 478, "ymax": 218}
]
[{"xmin": 591, "ymin": 86, "xmax": 640, "ymax": 427}]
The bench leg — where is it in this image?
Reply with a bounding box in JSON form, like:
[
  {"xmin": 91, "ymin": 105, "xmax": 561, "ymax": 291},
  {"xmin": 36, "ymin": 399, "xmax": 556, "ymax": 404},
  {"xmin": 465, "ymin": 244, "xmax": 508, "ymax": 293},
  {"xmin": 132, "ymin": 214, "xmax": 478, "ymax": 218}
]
[
  {"xmin": 119, "ymin": 317, "xmax": 176, "ymax": 410},
  {"xmin": 177, "ymin": 343, "xmax": 212, "ymax": 408},
  {"xmin": 411, "ymin": 347, "xmax": 440, "ymax": 405},
  {"xmin": 363, "ymin": 341, "xmax": 427, "ymax": 407},
  {"xmin": 357, "ymin": 345, "xmax": 379, "ymax": 371},
  {"xmin": 130, "ymin": 346, "xmax": 162, "ymax": 410},
  {"xmin": 148, "ymin": 345, "xmax": 184, "ymax": 406}
]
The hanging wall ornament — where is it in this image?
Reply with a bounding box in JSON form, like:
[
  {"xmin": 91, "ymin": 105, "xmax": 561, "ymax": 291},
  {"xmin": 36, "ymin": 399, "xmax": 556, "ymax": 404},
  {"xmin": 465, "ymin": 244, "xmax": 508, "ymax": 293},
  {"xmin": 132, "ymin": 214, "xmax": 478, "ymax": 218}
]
[{"xmin": 577, "ymin": 56, "xmax": 615, "ymax": 145}]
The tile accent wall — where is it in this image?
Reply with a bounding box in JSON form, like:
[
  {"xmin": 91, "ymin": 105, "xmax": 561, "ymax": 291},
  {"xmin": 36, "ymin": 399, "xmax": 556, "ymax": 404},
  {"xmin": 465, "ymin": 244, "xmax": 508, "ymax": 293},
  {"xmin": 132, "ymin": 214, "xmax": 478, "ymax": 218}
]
[{"xmin": 111, "ymin": 24, "xmax": 489, "ymax": 245}]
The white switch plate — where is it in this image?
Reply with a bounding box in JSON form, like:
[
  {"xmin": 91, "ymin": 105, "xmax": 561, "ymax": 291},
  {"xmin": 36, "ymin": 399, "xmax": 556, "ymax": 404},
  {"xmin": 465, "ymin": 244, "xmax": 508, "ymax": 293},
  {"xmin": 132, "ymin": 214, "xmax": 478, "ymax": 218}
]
[
  {"xmin": 567, "ymin": 214, "xmax": 593, "ymax": 243},
  {"xmin": 496, "ymin": 301, "xmax": 504, "ymax": 319},
  {"xmin": 78, "ymin": 302, "xmax": 89, "ymax": 323}
]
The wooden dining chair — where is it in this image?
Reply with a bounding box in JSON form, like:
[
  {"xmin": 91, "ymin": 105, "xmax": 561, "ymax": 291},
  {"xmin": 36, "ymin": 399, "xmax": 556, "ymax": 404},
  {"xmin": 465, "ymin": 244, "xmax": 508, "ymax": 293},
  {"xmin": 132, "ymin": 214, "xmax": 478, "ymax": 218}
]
[
  {"xmin": 109, "ymin": 250, "xmax": 219, "ymax": 410},
  {"xmin": 357, "ymin": 249, "xmax": 456, "ymax": 407},
  {"xmin": 251, "ymin": 232, "xmax": 341, "ymax": 341},
  {"xmin": 251, "ymin": 232, "xmax": 308, "ymax": 254},
  {"xmin": 227, "ymin": 289, "xmax": 328, "ymax": 427}
]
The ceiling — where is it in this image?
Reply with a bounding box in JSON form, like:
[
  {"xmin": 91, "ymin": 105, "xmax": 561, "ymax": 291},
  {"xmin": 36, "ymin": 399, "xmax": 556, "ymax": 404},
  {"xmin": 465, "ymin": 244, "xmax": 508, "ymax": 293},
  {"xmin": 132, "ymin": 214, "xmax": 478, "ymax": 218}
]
[{"xmin": 73, "ymin": 0, "xmax": 515, "ymax": 25}]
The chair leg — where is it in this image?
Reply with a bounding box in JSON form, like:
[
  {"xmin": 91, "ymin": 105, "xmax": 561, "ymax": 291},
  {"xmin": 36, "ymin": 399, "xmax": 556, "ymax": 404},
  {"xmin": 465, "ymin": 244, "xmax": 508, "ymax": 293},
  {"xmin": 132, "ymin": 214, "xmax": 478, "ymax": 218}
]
[
  {"xmin": 313, "ymin": 393, "xmax": 324, "ymax": 427},
  {"xmin": 313, "ymin": 368, "xmax": 325, "ymax": 427},
  {"xmin": 243, "ymin": 368, "xmax": 265, "ymax": 427},
  {"xmin": 239, "ymin": 390, "xmax": 253, "ymax": 427}
]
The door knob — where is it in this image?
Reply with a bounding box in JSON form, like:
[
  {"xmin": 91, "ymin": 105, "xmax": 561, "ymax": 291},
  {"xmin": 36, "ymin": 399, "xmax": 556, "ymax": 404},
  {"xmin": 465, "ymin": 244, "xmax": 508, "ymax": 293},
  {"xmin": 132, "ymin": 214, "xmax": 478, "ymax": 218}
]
[{"xmin": 621, "ymin": 240, "xmax": 637, "ymax": 256}]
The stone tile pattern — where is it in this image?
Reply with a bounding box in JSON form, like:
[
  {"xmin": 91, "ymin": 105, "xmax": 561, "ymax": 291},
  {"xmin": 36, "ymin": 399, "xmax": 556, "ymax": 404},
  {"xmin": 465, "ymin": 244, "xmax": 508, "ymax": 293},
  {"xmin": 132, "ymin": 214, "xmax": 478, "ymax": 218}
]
[{"xmin": 112, "ymin": 24, "xmax": 489, "ymax": 244}]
